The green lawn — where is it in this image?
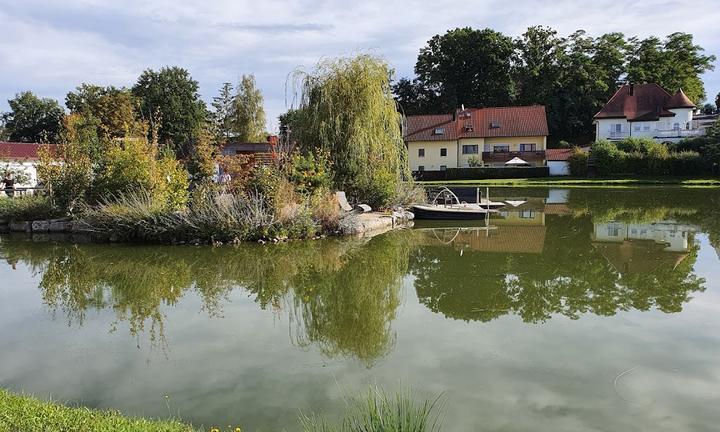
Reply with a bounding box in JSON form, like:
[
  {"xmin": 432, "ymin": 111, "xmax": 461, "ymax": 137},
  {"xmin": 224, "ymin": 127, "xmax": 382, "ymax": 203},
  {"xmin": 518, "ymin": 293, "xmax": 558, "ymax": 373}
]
[
  {"xmin": 418, "ymin": 176, "xmax": 720, "ymax": 187},
  {"xmin": 0, "ymin": 389, "xmax": 195, "ymax": 432}
]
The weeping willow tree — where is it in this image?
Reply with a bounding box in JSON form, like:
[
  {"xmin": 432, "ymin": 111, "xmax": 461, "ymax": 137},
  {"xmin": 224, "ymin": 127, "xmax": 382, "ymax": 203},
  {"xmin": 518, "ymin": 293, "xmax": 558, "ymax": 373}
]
[{"xmin": 293, "ymin": 55, "xmax": 410, "ymax": 207}]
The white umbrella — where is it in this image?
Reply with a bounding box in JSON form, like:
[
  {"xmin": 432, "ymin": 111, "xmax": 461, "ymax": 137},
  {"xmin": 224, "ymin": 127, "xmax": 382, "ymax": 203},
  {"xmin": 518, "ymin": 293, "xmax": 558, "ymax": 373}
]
[{"xmin": 505, "ymin": 157, "xmax": 529, "ymax": 166}]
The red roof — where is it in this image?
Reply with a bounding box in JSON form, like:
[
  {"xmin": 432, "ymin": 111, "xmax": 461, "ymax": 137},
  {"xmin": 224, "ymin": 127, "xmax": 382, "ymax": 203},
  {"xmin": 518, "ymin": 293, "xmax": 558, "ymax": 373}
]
[
  {"xmin": 665, "ymin": 89, "xmax": 695, "ymax": 109},
  {"xmin": 0, "ymin": 142, "xmax": 58, "ymax": 160},
  {"xmin": 545, "ymin": 148, "xmax": 573, "ymax": 161},
  {"xmin": 405, "ymin": 106, "xmax": 548, "ymax": 142},
  {"xmin": 593, "ymin": 84, "xmax": 695, "ymax": 122}
]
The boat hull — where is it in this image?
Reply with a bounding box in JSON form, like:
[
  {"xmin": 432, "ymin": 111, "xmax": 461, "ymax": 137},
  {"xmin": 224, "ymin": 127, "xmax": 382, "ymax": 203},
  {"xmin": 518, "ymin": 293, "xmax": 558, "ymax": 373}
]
[{"xmin": 412, "ymin": 205, "xmax": 493, "ymax": 220}]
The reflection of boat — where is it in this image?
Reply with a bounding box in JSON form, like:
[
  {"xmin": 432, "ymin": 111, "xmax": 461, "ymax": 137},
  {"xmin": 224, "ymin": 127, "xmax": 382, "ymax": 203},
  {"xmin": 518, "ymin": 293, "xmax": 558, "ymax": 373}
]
[{"xmin": 413, "ymin": 187, "xmax": 503, "ymax": 220}]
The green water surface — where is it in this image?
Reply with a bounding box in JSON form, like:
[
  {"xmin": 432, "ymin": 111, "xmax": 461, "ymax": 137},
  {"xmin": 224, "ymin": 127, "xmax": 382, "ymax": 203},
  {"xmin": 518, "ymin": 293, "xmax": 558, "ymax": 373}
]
[{"xmin": 1, "ymin": 187, "xmax": 719, "ymax": 431}]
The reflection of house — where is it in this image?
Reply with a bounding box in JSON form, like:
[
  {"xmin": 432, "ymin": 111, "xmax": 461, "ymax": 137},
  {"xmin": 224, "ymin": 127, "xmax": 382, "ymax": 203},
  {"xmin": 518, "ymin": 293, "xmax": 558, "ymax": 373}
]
[
  {"xmin": 0, "ymin": 142, "xmax": 58, "ymax": 187},
  {"xmin": 592, "ymin": 221, "xmax": 696, "ymax": 252},
  {"xmin": 404, "ymin": 105, "xmax": 549, "ymax": 171},
  {"xmin": 593, "ymin": 84, "xmax": 702, "ymax": 143},
  {"xmin": 419, "ymin": 206, "xmax": 547, "ymax": 254},
  {"xmin": 592, "ymin": 220, "xmax": 697, "ymax": 274}
]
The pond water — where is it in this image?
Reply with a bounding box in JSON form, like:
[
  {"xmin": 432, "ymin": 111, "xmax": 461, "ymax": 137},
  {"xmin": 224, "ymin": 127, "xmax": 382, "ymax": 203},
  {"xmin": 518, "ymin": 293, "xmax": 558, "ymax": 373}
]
[{"xmin": 2, "ymin": 187, "xmax": 720, "ymax": 431}]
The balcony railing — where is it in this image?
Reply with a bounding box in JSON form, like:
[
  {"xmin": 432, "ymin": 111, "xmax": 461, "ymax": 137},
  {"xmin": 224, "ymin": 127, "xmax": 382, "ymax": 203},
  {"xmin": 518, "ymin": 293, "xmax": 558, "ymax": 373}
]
[
  {"xmin": 607, "ymin": 131, "xmax": 630, "ymax": 139},
  {"xmin": 482, "ymin": 151, "xmax": 546, "ymax": 162},
  {"xmin": 654, "ymin": 129, "xmax": 706, "ymax": 138}
]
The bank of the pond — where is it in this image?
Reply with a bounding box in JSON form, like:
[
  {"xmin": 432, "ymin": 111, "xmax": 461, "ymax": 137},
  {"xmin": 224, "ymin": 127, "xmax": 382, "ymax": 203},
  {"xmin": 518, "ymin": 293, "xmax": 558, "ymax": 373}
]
[
  {"xmin": 419, "ymin": 176, "xmax": 720, "ymax": 187},
  {"xmin": 0, "ymin": 210, "xmax": 414, "ymax": 244},
  {"xmin": 0, "ymin": 389, "xmax": 194, "ymax": 432}
]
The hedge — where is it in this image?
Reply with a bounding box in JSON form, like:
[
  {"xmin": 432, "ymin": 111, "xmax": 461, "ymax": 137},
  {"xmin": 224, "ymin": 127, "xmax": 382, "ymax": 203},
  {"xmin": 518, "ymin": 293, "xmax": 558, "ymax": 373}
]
[{"xmin": 414, "ymin": 167, "xmax": 550, "ymax": 181}]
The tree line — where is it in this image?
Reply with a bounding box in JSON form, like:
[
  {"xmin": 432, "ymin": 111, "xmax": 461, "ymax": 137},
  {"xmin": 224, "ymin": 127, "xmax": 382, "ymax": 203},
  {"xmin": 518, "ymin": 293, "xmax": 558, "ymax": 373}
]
[
  {"xmin": 0, "ymin": 67, "xmax": 268, "ymax": 158},
  {"xmin": 393, "ymin": 26, "xmax": 716, "ymax": 144}
]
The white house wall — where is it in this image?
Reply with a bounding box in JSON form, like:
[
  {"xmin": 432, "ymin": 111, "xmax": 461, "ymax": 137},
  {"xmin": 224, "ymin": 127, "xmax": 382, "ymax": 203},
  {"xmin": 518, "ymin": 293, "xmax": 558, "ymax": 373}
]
[{"xmin": 1, "ymin": 161, "xmax": 38, "ymax": 187}]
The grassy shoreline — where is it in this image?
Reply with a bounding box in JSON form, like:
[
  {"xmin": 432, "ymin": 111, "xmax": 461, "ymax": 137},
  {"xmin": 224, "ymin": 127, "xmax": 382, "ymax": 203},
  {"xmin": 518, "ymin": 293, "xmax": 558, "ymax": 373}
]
[
  {"xmin": 0, "ymin": 389, "xmax": 194, "ymax": 432},
  {"xmin": 418, "ymin": 176, "xmax": 720, "ymax": 187},
  {"xmin": 1, "ymin": 387, "xmax": 442, "ymax": 432}
]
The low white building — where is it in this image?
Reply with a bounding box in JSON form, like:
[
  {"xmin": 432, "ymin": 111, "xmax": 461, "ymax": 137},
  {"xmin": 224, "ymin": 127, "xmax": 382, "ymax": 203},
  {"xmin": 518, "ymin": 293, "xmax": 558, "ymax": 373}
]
[
  {"xmin": 593, "ymin": 84, "xmax": 704, "ymax": 143},
  {"xmin": 0, "ymin": 142, "xmax": 58, "ymax": 189}
]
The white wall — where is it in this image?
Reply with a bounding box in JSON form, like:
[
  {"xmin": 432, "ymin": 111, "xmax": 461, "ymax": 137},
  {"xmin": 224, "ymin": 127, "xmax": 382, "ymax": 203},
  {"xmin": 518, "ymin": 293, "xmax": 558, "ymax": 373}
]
[{"xmin": 1, "ymin": 161, "xmax": 38, "ymax": 187}]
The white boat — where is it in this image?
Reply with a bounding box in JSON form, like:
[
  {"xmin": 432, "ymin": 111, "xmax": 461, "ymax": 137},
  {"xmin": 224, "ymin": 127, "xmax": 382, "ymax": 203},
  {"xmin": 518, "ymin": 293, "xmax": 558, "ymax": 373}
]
[{"xmin": 412, "ymin": 187, "xmax": 502, "ymax": 220}]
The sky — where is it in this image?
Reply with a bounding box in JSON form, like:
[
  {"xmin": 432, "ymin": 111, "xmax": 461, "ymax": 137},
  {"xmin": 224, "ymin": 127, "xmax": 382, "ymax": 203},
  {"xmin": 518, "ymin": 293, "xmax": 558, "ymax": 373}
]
[{"xmin": 0, "ymin": 0, "xmax": 718, "ymax": 133}]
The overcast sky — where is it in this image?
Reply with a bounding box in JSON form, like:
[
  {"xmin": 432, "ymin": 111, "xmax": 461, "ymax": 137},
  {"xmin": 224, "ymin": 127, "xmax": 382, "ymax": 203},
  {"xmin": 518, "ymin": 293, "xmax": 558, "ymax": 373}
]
[{"xmin": 1, "ymin": 0, "xmax": 718, "ymax": 132}]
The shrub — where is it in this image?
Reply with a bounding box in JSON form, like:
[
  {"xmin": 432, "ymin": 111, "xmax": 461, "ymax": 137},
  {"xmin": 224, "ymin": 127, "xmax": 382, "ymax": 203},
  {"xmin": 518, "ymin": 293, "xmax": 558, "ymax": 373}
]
[
  {"xmin": 567, "ymin": 148, "xmax": 589, "ymax": 176},
  {"xmin": 37, "ymin": 141, "xmax": 94, "ymax": 212},
  {"xmin": 0, "ymin": 195, "xmax": 61, "ymax": 221},
  {"xmin": 93, "ymin": 139, "xmax": 189, "ymax": 210},
  {"xmin": 289, "ymin": 150, "xmax": 333, "ymax": 195},
  {"xmin": 310, "ymin": 190, "xmax": 341, "ymax": 232},
  {"xmin": 591, "ymin": 140, "xmax": 622, "ymax": 176}
]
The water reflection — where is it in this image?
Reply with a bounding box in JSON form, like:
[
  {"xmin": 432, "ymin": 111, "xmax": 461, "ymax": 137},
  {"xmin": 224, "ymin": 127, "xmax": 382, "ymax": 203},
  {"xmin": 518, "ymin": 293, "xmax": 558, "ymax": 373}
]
[
  {"xmin": 1, "ymin": 187, "xmax": 718, "ymax": 365},
  {"xmin": 0, "ymin": 234, "xmax": 414, "ymax": 365}
]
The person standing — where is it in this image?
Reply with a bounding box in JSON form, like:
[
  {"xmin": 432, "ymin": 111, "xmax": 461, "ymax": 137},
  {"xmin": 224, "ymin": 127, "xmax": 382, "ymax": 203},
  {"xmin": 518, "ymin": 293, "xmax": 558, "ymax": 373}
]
[{"xmin": 1, "ymin": 173, "xmax": 15, "ymax": 198}]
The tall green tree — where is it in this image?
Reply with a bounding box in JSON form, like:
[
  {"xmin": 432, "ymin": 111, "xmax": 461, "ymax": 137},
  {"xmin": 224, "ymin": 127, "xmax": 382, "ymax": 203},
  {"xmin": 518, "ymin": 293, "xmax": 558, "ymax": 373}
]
[
  {"xmin": 626, "ymin": 33, "xmax": 715, "ymax": 102},
  {"xmin": 2, "ymin": 91, "xmax": 64, "ymax": 142},
  {"xmin": 413, "ymin": 27, "xmax": 515, "ymax": 112},
  {"xmin": 232, "ymin": 74, "xmax": 266, "ymax": 142},
  {"xmin": 210, "ymin": 82, "xmax": 234, "ymax": 142},
  {"xmin": 66, "ymin": 84, "xmax": 144, "ymax": 140},
  {"xmin": 296, "ymin": 55, "xmax": 410, "ymax": 207},
  {"xmin": 131, "ymin": 66, "xmax": 206, "ymax": 156}
]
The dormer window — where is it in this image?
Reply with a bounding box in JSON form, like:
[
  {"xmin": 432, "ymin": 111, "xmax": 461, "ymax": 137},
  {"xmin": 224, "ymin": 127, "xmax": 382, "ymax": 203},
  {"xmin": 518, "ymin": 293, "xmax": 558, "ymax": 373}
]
[
  {"xmin": 463, "ymin": 124, "xmax": 474, "ymax": 132},
  {"xmin": 433, "ymin": 127, "xmax": 445, "ymax": 135},
  {"xmin": 490, "ymin": 121, "xmax": 501, "ymax": 129}
]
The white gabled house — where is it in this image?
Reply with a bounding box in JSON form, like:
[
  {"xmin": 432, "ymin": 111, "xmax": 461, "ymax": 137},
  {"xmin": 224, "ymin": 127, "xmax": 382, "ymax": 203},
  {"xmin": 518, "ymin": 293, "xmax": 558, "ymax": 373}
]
[{"xmin": 593, "ymin": 83, "xmax": 704, "ymax": 143}]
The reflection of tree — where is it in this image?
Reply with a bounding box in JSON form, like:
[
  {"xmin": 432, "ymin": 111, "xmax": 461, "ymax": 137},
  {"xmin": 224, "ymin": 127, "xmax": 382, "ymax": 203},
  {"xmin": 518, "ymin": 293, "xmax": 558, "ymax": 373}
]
[
  {"xmin": 289, "ymin": 231, "xmax": 415, "ymax": 366},
  {"xmin": 0, "ymin": 234, "xmax": 413, "ymax": 364},
  {"xmin": 411, "ymin": 214, "xmax": 705, "ymax": 323}
]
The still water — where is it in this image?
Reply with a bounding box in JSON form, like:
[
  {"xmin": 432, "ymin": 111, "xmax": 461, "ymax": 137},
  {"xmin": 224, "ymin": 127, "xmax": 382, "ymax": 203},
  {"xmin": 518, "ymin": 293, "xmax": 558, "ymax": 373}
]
[{"xmin": 1, "ymin": 187, "xmax": 720, "ymax": 431}]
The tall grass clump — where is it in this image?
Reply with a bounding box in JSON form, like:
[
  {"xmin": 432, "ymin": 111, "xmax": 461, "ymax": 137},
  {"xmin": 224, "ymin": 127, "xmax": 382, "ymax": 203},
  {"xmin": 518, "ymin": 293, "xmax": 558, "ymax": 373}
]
[
  {"xmin": 300, "ymin": 387, "xmax": 444, "ymax": 432},
  {"xmin": 79, "ymin": 189, "xmax": 321, "ymax": 243}
]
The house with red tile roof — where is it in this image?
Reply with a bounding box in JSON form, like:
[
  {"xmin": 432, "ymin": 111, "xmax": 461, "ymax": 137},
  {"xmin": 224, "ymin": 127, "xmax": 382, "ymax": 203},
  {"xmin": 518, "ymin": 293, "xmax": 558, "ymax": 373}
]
[
  {"xmin": 0, "ymin": 142, "xmax": 59, "ymax": 188},
  {"xmin": 593, "ymin": 84, "xmax": 704, "ymax": 142},
  {"xmin": 403, "ymin": 105, "xmax": 549, "ymax": 172}
]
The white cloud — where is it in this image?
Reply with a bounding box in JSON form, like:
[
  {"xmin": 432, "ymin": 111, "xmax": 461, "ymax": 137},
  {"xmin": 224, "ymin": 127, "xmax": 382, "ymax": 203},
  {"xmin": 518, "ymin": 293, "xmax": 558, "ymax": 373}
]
[{"xmin": 0, "ymin": 0, "xmax": 718, "ymax": 132}]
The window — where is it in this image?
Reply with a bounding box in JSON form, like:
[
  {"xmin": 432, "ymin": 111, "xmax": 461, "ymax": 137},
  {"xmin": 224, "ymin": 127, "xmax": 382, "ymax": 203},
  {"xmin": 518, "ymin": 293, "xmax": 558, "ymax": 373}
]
[
  {"xmin": 520, "ymin": 210, "xmax": 535, "ymax": 219},
  {"xmin": 634, "ymin": 124, "xmax": 641, "ymax": 131},
  {"xmin": 490, "ymin": 121, "xmax": 501, "ymax": 128},
  {"xmin": 440, "ymin": 148, "xmax": 447, "ymax": 157},
  {"xmin": 463, "ymin": 124, "xmax": 474, "ymax": 132},
  {"xmin": 462, "ymin": 145, "xmax": 478, "ymax": 154},
  {"xmin": 418, "ymin": 148, "xmax": 425, "ymax": 157},
  {"xmin": 433, "ymin": 127, "xmax": 445, "ymax": 135},
  {"xmin": 612, "ymin": 124, "xmax": 622, "ymax": 133},
  {"xmin": 673, "ymin": 123, "xmax": 680, "ymax": 130},
  {"xmin": 643, "ymin": 124, "xmax": 650, "ymax": 131},
  {"xmin": 418, "ymin": 166, "xmax": 425, "ymax": 172},
  {"xmin": 440, "ymin": 165, "xmax": 447, "ymax": 171},
  {"xmin": 607, "ymin": 227, "xmax": 620, "ymax": 236},
  {"xmin": 519, "ymin": 143, "xmax": 536, "ymax": 152},
  {"xmin": 493, "ymin": 145, "xmax": 510, "ymax": 153}
]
